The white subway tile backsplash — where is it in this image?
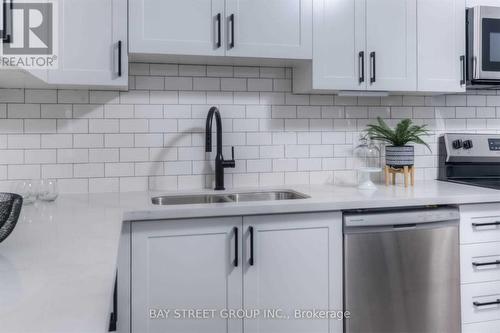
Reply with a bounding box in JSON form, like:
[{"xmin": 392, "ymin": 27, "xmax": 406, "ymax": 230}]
[
  {"xmin": 0, "ymin": 89, "xmax": 24, "ymax": 103},
  {"xmin": 73, "ymin": 134, "xmax": 103, "ymax": 148},
  {"xmin": 165, "ymin": 77, "xmax": 193, "ymax": 91},
  {"xmin": 58, "ymin": 149, "xmax": 88, "ymax": 163},
  {"xmin": 90, "ymin": 119, "xmax": 119, "ymax": 133},
  {"xmin": 24, "ymin": 119, "xmax": 56, "ymax": 133},
  {"xmin": 120, "ymin": 90, "xmax": 149, "ymax": 104},
  {"xmin": 25, "ymin": 149, "xmax": 56, "ymax": 164},
  {"xmin": 26, "ymin": 89, "xmax": 57, "ymax": 104},
  {"xmin": 90, "ymin": 91, "xmax": 120, "ymax": 104},
  {"xmin": 150, "ymin": 91, "xmax": 179, "ymax": 104},
  {"xmin": 57, "ymin": 119, "xmax": 88, "ymax": 133},
  {"xmin": 105, "ymin": 163, "xmax": 134, "ymax": 177},
  {"xmin": 42, "ymin": 164, "xmax": 73, "ymax": 179},
  {"xmin": 135, "ymin": 76, "xmax": 164, "ymax": 90},
  {"xmin": 41, "ymin": 104, "xmax": 72, "ymax": 119},
  {"xmin": 41, "ymin": 134, "xmax": 73, "ymax": 148},
  {"xmin": 74, "ymin": 163, "xmax": 104, "ymax": 178},
  {"xmin": 179, "ymin": 65, "xmax": 206, "ymax": 77},
  {"xmin": 234, "ymin": 67, "xmax": 259, "ymax": 78},
  {"xmin": 0, "ymin": 120, "xmax": 23, "ymax": 133},
  {"xmin": 8, "ymin": 135, "xmax": 40, "ymax": 149},
  {"xmin": 248, "ymin": 79, "xmax": 272, "ymax": 92},
  {"xmin": 8, "ymin": 104, "xmax": 40, "ymax": 118},
  {"xmin": 150, "ymin": 64, "xmax": 177, "ymax": 76},
  {"xmin": 1, "ymin": 63, "xmax": 499, "ymax": 193},
  {"xmin": 73, "ymin": 105, "xmax": 104, "ymax": 119},
  {"xmin": 58, "ymin": 90, "xmax": 89, "ymax": 104},
  {"xmin": 89, "ymin": 149, "xmax": 120, "ymax": 163},
  {"xmin": 105, "ymin": 105, "xmax": 134, "ymax": 119},
  {"xmin": 179, "ymin": 91, "xmax": 206, "ymax": 104},
  {"xmin": 8, "ymin": 164, "xmax": 40, "ymax": 180},
  {"xmin": 120, "ymin": 119, "xmax": 148, "ymax": 133},
  {"xmin": 105, "ymin": 134, "xmax": 134, "ymax": 148}
]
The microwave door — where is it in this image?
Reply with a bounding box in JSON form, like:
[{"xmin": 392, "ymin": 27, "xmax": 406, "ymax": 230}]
[{"xmin": 477, "ymin": 7, "xmax": 500, "ymax": 80}]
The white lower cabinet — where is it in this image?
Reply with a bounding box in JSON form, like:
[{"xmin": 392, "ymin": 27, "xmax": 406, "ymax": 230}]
[
  {"xmin": 243, "ymin": 212, "xmax": 343, "ymax": 333},
  {"xmin": 131, "ymin": 217, "xmax": 243, "ymax": 333},
  {"xmin": 460, "ymin": 203, "xmax": 500, "ymax": 331},
  {"xmin": 128, "ymin": 212, "xmax": 343, "ymax": 333}
]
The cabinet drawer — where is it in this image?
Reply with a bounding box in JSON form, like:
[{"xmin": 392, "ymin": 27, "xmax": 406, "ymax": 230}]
[
  {"xmin": 462, "ymin": 281, "xmax": 500, "ymax": 324},
  {"xmin": 463, "ymin": 320, "xmax": 500, "ymax": 333},
  {"xmin": 461, "ymin": 242, "xmax": 500, "ymax": 284},
  {"xmin": 460, "ymin": 204, "xmax": 500, "ymax": 244}
]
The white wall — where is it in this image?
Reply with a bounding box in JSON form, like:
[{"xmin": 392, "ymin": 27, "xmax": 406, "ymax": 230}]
[{"xmin": 0, "ymin": 63, "xmax": 498, "ymax": 193}]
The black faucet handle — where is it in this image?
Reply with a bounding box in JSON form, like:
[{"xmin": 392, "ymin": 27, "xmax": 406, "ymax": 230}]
[{"xmin": 222, "ymin": 146, "xmax": 236, "ymax": 168}]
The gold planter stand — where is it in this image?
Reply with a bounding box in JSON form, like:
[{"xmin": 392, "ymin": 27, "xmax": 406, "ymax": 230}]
[{"xmin": 384, "ymin": 165, "xmax": 415, "ymax": 187}]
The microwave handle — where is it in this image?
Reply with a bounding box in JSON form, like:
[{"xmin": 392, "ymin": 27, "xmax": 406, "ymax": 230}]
[
  {"xmin": 460, "ymin": 55, "xmax": 466, "ymax": 85},
  {"xmin": 473, "ymin": 56, "xmax": 477, "ymax": 80}
]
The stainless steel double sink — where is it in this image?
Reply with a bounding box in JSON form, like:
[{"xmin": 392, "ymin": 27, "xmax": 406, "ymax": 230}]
[{"xmin": 152, "ymin": 190, "xmax": 310, "ymax": 206}]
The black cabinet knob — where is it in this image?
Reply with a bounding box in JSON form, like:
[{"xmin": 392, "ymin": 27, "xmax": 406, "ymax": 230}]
[
  {"xmin": 463, "ymin": 140, "xmax": 473, "ymax": 150},
  {"xmin": 452, "ymin": 139, "xmax": 463, "ymax": 149}
]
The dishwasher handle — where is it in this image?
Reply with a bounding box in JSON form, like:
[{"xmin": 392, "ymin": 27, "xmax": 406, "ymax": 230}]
[{"xmin": 344, "ymin": 207, "xmax": 460, "ymax": 228}]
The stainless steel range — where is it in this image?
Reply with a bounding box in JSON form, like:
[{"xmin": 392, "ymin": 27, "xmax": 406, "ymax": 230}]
[{"xmin": 439, "ymin": 133, "xmax": 500, "ymax": 189}]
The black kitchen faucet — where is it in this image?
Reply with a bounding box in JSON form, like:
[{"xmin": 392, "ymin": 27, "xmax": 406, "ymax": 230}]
[{"xmin": 205, "ymin": 106, "xmax": 235, "ymax": 190}]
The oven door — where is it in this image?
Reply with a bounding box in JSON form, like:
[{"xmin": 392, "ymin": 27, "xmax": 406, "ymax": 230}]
[{"xmin": 474, "ymin": 6, "xmax": 500, "ymax": 81}]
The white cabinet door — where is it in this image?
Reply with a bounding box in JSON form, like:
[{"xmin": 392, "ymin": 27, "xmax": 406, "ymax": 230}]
[
  {"xmin": 131, "ymin": 217, "xmax": 243, "ymax": 333},
  {"xmin": 243, "ymin": 212, "xmax": 343, "ymax": 333},
  {"xmin": 48, "ymin": 0, "xmax": 127, "ymax": 87},
  {"xmin": 225, "ymin": 0, "xmax": 312, "ymax": 59},
  {"xmin": 366, "ymin": 0, "xmax": 417, "ymax": 91},
  {"xmin": 417, "ymin": 0, "xmax": 466, "ymax": 92},
  {"xmin": 312, "ymin": 0, "xmax": 366, "ymax": 90},
  {"xmin": 129, "ymin": 0, "xmax": 225, "ymax": 56}
]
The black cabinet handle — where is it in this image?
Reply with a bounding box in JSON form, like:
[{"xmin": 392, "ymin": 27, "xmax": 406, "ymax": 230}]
[
  {"xmin": 370, "ymin": 52, "xmax": 376, "ymax": 84},
  {"xmin": 233, "ymin": 227, "xmax": 238, "ymax": 267},
  {"xmin": 249, "ymin": 226, "xmax": 254, "ymax": 266},
  {"xmin": 2, "ymin": 0, "xmax": 12, "ymax": 43},
  {"xmin": 229, "ymin": 14, "xmax": 235, "ymax": 49},
  {"xmin": 216, "ymin": 13, "xmax": 221, "ymax": 48},
  {"xmin": 359, "ymin": 51, "xmax": 365, "ymax": 84},
  {"xmin": 117, "ymin": 40, "xmax": 122, "ymax": 77},
  {"xmin": 472, "ymin": 260, "xmax": 500, "ymax": 267},
  {"xmin": 472, "ymin": 221, "xmax": 500, "ymax": 227},
  {"xmin": 473, "ymin": 299, "xmax": 500, "ymax": 307},
  {"xmin": 108, "ymin": 275, "xmax": 117, "ymax": 331},
  {"xmin": 460, "ymin": 55, "xmax": 466, "ymax": 85}
]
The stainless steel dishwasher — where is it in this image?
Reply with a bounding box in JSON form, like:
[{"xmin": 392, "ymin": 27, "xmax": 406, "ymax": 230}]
[{"xmin": 343, "ymin": 206, "xmax": 461, "ymax": 333}]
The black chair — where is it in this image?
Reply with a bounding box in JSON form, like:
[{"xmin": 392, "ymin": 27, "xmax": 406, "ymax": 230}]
[{"xmin": 0, "ymin": 193, "xmax": 23, "ymax": 243}]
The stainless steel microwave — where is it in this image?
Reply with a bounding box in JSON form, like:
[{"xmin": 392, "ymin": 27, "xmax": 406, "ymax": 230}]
[{"xmin": 467, "ymin": 6, "xmax": 500, "ymax": 87}]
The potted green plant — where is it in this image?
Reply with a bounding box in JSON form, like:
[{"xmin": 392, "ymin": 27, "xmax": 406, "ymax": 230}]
[{"xmin": 366, "ymin": 117, "xmax": 430, "ymax": 167}]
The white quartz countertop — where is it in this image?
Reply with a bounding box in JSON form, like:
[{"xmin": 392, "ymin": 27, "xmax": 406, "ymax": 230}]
[{"xmin": 2, "ymin": 181, "xmax": 500, "ymax": 333}]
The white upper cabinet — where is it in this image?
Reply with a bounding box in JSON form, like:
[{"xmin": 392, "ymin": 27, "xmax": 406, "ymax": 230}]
[
  {"xmin": 129, "ymin": 0, "xmax": 312, "ymax": 59},
  {"xmin": 311, "ymin": 0, "xmax": 366, "ymax": 90},
  {"xmin": 225, "ymin": 0, "xmax": 312, "ymax": 59},
  {"xmin": 296, "ymin": 0, "xmax": 465, "ymax": 94},
  {"xmin": 295, "ymin": 0, "xmax": 417, "ymax": 93},
  {"xmin": 417, "ymin": 0, "xmax": 466, "ymax": 92},
  {"xmin": 48, "ymin": 0, "xmax": 128, "ymax": 87},
  {"xmin": 366, "ymin": 0, "xmax": 417, "ymax": 91},
  {"xmin": 129, "ymin": 0, "xmax": 225, "ymax": 56}
]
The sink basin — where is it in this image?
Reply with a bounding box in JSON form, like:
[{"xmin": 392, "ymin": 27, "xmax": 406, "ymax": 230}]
[{"xmin": 151, "ymin": 190, "xmax": 309, "ymax": 206}]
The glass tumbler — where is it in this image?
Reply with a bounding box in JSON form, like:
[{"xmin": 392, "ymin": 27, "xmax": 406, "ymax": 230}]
[
  {"xmin": 38, "ymin": 179, "xmax": 59, "ymax": 202},
  {"xmin": 15, "ymin": 180, "xmax": 38, "ymax": 205}
]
